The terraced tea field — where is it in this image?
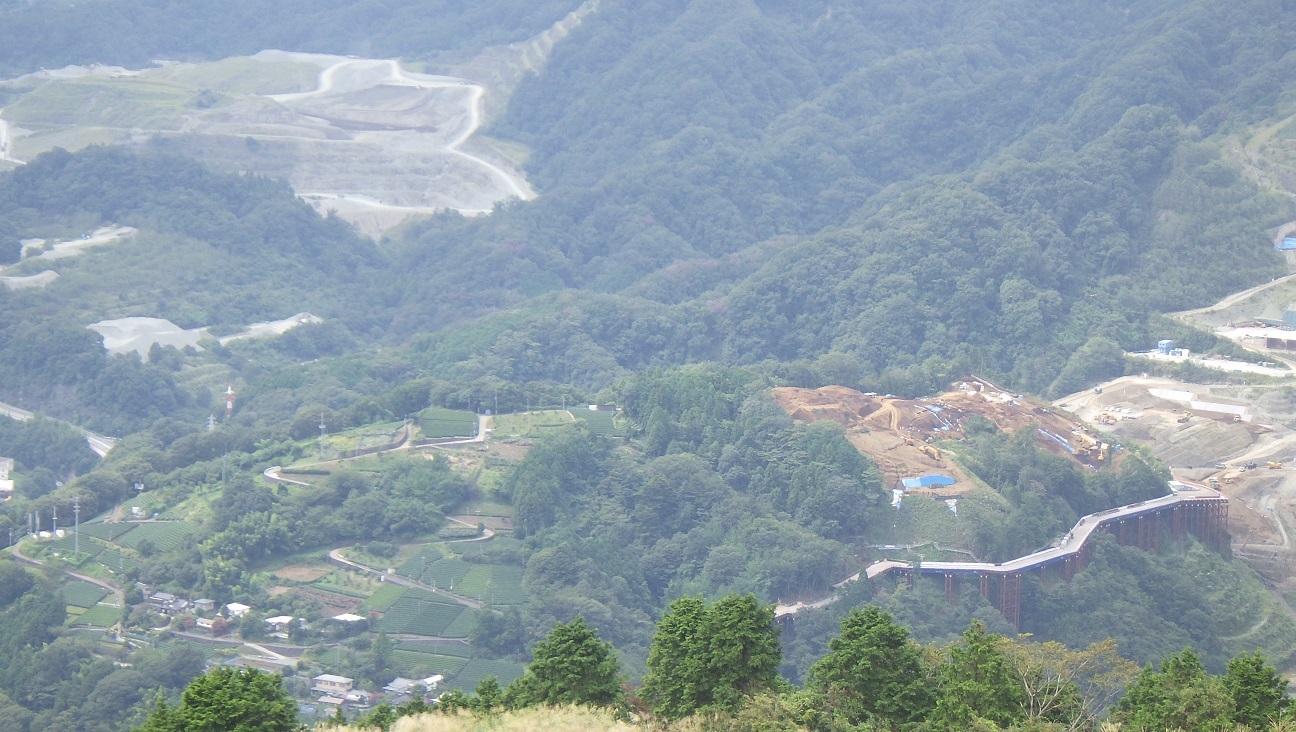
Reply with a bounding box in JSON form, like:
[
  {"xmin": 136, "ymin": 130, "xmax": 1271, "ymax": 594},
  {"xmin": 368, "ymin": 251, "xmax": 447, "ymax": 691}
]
[
  {"xmin": 73, "ymin": 604, "xmax": 122, "ymax": 627},
  {"xmin": 417, "ymin": 407, "xmax": 478, "ymax": 438},
  {"xmin": 375, "ymin": 591, "xmax": 469, "ymax": 637},
  {"xmin": 61, "ymin": 580, "xmax": 109, "ymax": 607},
  {"xmin": 114, "ymin": 522, "xmax": 194, "ymax": 552}
]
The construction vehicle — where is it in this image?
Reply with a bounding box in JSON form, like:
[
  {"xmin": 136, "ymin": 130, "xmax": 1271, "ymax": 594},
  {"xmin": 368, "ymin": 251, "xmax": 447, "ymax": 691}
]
[
  {"xmin": 1245, "ymin": 461, "xmax": 1259, "ymax": 471},
  {"xmin": 1177, "ymin": 411, "xmax": 1192, "ymax": 423},
  {"xmin": 1208, "ymin": 477, "xmax": 1221, "ymax": 488},
  {"xmin": 919, "ymin": 445, "xmax": 941, "ymax": 461},
  {"xmin": 1233, "ymin": 414, "xmax": 1243, "ymax": 422},
  {"xmin": 1268, "ymin": 461, "xmax": 1284, "ymax": 470}
]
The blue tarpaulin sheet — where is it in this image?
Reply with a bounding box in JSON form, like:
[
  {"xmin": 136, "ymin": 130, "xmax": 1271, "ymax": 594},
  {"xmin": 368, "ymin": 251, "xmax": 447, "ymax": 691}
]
[{"xmin": 902, "ymin": 474, "xmax": 956, "ymax": 489}]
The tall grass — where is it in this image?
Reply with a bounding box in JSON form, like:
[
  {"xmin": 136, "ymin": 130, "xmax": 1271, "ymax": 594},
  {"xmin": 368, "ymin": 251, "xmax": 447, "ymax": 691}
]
[{"xmin": 329, "ymin": 706, "xmax": 634, "ymax": 731}]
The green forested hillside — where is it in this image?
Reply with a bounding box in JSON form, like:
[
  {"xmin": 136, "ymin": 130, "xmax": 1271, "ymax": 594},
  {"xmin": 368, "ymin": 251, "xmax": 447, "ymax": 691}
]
[{"xmin": 385, "ymin": 0, "xmax": 1296, "ymax": 396}]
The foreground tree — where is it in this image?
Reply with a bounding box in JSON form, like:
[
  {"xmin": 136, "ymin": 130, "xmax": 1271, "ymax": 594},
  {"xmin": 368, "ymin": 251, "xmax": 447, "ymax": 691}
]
[
  {"xmin": 807, "ymin": 606, "xmax": 935, "ymax": 726},
  {"xmin": 998, "ymin": 636, "xmax": 1139, "ymax": 731},
  {"xmin": 1110, "ymin": 648, "xmax": 1234, "ymax": 732},
  {"xmin": 930, "ymin": 620, "xmax": 1026, "ymax": 731},
  {"xmin": 641, "ymin": 594, "xmax": 780, "ymax": 718},
  {"xmin": 1223, "ymin": 651, "xmax": 1290, "ymax": 730},
  {"xmin": 506, "ymin": 617, "xmax": 623, "ymax": 709},
  {"xmin": 133, "ymin": 667, "xmax": 296, "ymax": 732}
]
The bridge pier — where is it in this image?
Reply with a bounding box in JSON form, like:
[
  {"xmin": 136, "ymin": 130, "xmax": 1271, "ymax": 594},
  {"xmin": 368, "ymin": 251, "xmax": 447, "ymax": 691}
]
[
  {"xmin": 999, "ymin": 574, "xmax": 1021, "ymax": 631},
  {"xmin": 979, "ymin": 573, "xmax": 989, "ymax": 600},
  {"xmin": 944, "ymin": 573, "xmax": 956, "ymax": 603}
]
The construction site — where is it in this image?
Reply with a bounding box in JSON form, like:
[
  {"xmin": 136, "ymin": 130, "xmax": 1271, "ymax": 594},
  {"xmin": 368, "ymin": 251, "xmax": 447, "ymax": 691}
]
[
  {"xmin": 771, "ymin": 376, "xmax": 1117, "ymax": 500},
  {"xmin": 1056, "ymin": 375, "xmax": 1296, "ymax": 585}
]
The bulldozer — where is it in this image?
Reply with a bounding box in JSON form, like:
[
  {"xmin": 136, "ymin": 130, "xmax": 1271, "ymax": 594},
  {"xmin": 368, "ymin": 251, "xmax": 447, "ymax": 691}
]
[{"xmin": 1176, "ymin": 411, "xmax": 1192, "ymax": 423}]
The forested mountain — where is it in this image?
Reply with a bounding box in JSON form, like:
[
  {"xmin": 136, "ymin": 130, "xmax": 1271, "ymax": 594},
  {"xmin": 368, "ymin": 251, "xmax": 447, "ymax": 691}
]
[
  {"xmin": 1, "ymin": 0, "xmax": 1296, "ymax": 729},
  {"xmin": 379, "ymin": 0, "xmax": 1296, "ymax": 397}
]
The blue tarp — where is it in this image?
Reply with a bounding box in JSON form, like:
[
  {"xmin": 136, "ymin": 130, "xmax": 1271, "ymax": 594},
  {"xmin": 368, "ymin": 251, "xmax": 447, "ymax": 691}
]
[
  {"xmin": 1277, "ymin": 237, "xmax": 1296, "ymax": 251},
  {"xmin": 902, "ymin": 474, "xmax": 956, "ymax": 489}
]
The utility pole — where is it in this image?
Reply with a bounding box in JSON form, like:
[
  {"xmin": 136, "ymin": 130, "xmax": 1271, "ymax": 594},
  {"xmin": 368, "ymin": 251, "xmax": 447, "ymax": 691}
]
[
  {"xmin": 51, "ymin": 505, "xmax": 56, "ymax": 535},
  {"xmin": 319, "ymin": 414, "xmax": 327, "ymax": 459},
  {"xmin": 73, "ymin": 496, "xmax": 80, "ymax": 557}
]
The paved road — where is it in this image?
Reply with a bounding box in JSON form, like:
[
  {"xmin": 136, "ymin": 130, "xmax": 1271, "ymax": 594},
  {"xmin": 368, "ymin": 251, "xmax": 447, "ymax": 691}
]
[
  {"xmin": 1171, "ymin": 271, "xmax": 1296, "ymax": 318},
  {"xmin": 10, "ymin": 538, "xmax": 126, "ymax": 637},
  {"xmin": 327, "ymin": 547, "xmax": 485, "ymax": 610},
  {"xmin": 0, "ymin": 399, "xmax": 116, "ymax": 456}
]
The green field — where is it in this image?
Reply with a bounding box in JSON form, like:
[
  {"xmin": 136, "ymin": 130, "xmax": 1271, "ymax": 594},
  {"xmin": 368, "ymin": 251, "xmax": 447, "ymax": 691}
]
[
  {"xmin": 442, "ymin": 609, "xmax": 476, "ymax": 638},
  {"xmin": 397, "ymin": 556, "xmax": 473, "ymax": 588},
  {"xmin": 96, "ymin": 550, "xmax": 141, "ymax": 574},
  {"xmin": 417, "ymin": 407, "xmax": 478, "ymax": 438},
  {"xmin": 390, "ymin": 650, "xmax": 469, "ymax": 678},
  {"xmin": 395, "ymin": 640, "xmax": 472, "ymax": 657},
  {"xmin": 376, "ymin": 593, "xmax": 469, "ymax": 637},
  {"xmin": 45, "ymin": 535, "xmax": 104, "ymax": 560},
  {"xmin": 489, "ymin": 410, "xmax": 572, "ymax": 438},
  {"xmin": 360, "ymin": 584, "xmax": 407, "ymax": 613},
  {"xmin": 575, "ymin": 409, "xmax": 624, "ymax": 436},
  {"xmin": 61, "ymin": 581, "xmax": 109, "ymax": 608},
  {"xmin": 80, "ymin": 523, "xmax": 137, "ymax": 541},
  {"xmin": 6, "ymin": 77, "xmax": 204, "ymax": 131},
  {"xmin": 114, "ymin": 522, "xmax": 194, "ymax": 552},
  {"xmin": 74, "ymin": 604, "xmax": 121, "ymax": 627},
  {"xmin": 330, "ymin": 421, "xmax": 406, "ymax": 450},
  {"xmin": 444, "ymin": 659, "xmax": 526, "ymax": 692}
]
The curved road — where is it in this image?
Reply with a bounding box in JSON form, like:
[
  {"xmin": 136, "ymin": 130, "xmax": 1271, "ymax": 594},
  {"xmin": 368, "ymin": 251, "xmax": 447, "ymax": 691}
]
[
  {"xmin": 268, "ymin": 57, "xmax": 533, "ymax": 208},
  {"xmin": 1171, "ymin": 271, "xmax": 1296, "ymax": 319},
  {"xmin": 10, "ymin": 538, "xmax": 126, "ymax": 638},
  {"xmin": 0, "ymin": 399, "xmax": 116, "ymax": 456}
]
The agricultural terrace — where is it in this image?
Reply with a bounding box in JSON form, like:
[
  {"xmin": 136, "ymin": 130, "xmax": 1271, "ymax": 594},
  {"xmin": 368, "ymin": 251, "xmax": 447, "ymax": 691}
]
[{"xmin": 417, "ymin": 407, "xmax": 478, "ymax": 438}]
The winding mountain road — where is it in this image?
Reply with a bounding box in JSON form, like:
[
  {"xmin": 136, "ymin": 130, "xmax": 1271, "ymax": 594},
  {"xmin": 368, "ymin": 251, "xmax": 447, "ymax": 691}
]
[
  {"xmin": 0, "ymin": 399, "xmax": 117, "ymax": 457},
  {"xmin": 268, "ymin": 57, "xmax": 533, "ymax": 208}
]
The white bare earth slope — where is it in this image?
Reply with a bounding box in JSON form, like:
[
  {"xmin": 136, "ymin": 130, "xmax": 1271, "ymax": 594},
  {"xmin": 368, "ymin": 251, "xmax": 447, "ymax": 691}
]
[{"xmin": 1, "ymin": 52, "xmax": 535, "ymax": 236}]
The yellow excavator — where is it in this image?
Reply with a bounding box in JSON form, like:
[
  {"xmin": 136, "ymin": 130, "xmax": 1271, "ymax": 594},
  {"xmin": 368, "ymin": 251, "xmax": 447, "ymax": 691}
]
[
  {"xmin": 919, "ymin": 444, "xmax": 941, "ymax": 461},
  {"xmin": 1177, "ymin": 411, "xmax": 1192, "ymax": 423}
]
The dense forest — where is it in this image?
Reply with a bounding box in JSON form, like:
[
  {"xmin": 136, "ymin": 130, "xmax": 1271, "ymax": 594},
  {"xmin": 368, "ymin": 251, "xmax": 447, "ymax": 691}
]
[{"xmin": 2, "ymin": 0, "xmax": 1296, "ymax": 729}]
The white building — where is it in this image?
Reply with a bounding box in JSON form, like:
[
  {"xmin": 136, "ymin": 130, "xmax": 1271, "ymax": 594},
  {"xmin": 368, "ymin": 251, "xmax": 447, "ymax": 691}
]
[{"xmin": 312, "ymin": 674, "xmax": 354, "ymax": 695}]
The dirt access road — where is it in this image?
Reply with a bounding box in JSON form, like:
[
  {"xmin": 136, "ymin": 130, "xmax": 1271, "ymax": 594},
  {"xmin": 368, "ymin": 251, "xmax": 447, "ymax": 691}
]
[
  {"xmin": 271, "ymin": 58, "xmax": 529, "ymax": 204},
  {"xmin": 1058, "ymin": 375, "xmax": 1296, "ymax": 579}
]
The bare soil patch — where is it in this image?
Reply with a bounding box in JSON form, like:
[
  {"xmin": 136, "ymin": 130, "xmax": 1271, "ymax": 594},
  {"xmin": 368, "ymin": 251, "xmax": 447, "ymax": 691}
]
[
  {"xmin": 271, "ymin": 566, "xmax": 331, "ymax": 582},
  {"xmin": 772, "ymin": 377, "xmax": 1112, "ymax": 496}
]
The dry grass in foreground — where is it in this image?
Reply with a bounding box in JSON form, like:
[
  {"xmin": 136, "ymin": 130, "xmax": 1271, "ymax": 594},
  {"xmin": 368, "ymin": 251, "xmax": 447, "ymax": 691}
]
[{"xmin": 330, "ymin": 706, "xmax": 635, "ymax": 732}]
